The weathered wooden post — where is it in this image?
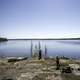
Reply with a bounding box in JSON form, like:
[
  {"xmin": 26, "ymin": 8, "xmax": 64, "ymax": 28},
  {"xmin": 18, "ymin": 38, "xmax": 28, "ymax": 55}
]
[
  {"xmin": 45, "ymin": 45, "xmax": 47, "ymax": 59},
  {"xmin": 39, "ymin": 49, "xmax": 42, "ymax": 60},
  {"xmin": 33, "ymin": 44, "xmax": 38, "ymax": 58},
  {"xmin": 31, "ymin": 40, "xmax": 33, "ymax": 58},
  {"xmin": 38, "ymin": 41, "xmax": 42, "ymax": 60},
  {"xmin": 56, "ymin": 56, "xmax": 60, "ymax": 70}
]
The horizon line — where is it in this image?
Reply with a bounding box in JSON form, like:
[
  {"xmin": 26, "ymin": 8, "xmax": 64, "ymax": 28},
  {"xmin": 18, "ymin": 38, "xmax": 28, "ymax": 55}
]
[{"xmin": 8, "ymin": 37, "xmax": 80, "ymax": 40}]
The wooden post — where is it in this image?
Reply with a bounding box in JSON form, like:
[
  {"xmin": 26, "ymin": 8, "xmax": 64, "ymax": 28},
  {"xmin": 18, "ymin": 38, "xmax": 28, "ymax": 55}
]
[
  {"xmin": 38, "ymin": 41, "xmax": 42, "ymax": 60},
  {"xmin": 39, "ymin": 49, "xmax": 42, "ymax": 60},
  {"xmin": 56, "ymin": 56, "xmax": 60, "ymax": 70},
  {"xmin": 31, "ymin": 40, "xmax": 33, "ymax": 58},
  {"xmin": 45, "ymin": 45, "xmax": 47, "ymax": 59}
]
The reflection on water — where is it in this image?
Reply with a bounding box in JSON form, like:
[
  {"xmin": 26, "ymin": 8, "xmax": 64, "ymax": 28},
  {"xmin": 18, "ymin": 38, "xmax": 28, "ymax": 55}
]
[{"xmin": 0, "ymin": 40, "xmax": 80, "ymax": 58}]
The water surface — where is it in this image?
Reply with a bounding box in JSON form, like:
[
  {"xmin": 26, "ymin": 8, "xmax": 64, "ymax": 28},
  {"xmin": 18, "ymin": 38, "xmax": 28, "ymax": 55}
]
[{"xmin": 0, "ymin": 40, "xmax": 80, "ymax": 58}]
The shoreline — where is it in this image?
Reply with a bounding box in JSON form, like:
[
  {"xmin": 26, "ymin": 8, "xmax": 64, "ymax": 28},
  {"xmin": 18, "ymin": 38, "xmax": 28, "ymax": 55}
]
[{"xmin": 8, "ymin": 38, "xmax": 80, "ymax": 40}]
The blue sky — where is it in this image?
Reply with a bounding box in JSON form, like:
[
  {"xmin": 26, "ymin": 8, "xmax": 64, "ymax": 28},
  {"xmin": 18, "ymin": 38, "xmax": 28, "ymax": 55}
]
[{"xmin": 0, "ymin": 0, "xmax": 80, "ymax": 39}]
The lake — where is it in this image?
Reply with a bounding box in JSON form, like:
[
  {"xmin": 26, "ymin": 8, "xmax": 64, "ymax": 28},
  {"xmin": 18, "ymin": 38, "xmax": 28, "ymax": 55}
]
[{"xmin": 0, "ymin": 40, "xmax": 80, "ymax": 58}]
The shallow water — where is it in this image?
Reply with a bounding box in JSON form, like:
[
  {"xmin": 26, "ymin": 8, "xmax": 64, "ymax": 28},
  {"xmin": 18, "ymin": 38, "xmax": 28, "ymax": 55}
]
[{"xmin": 0, "ymin": 40, "xmax": 80, "ymax": 58}]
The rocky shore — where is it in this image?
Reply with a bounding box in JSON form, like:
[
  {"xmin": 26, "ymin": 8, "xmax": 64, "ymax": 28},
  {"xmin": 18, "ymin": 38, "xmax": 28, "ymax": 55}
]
[{"xmin": 0, "ymin": 58, "xmax": 80, "ymax": 80}]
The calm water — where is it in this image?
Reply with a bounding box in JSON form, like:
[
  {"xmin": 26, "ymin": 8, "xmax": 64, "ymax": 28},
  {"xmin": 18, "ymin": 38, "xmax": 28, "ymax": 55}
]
[{"xmin": 0, "ymin": 40, "xmax": 80, "ymax": 58}]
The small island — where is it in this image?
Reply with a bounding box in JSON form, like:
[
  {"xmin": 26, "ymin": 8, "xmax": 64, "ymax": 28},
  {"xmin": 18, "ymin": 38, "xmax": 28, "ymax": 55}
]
[{"xmin": 0, "ymin": 37, "xmax": 8, "ymax": 42}]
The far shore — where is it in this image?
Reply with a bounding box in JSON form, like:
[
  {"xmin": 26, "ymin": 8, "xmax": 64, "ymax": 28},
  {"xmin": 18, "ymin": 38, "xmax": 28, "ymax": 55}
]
[
  {"xmin": 0, "ymin": 37, "xmax": 8, "ymax": 42},
  {"xmin": 8, "ymin": 38, "xmax": 80, "ymax": 40}
]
